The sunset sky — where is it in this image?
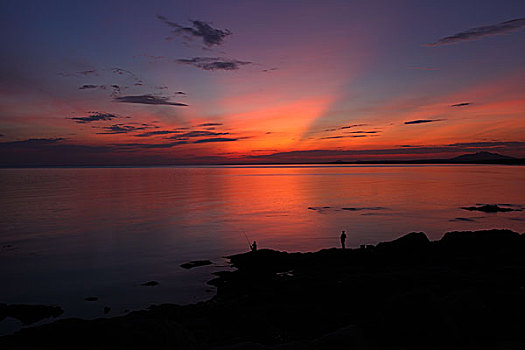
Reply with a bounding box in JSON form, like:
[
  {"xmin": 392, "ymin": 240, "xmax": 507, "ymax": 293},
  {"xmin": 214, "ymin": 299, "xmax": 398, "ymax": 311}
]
[{"xmin": 1, "ymin": 0, "xmax": 524, "ymax": 165}]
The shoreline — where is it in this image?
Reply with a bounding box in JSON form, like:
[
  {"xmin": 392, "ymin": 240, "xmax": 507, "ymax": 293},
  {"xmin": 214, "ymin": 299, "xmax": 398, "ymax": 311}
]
[{"xmin": 1, "ymin": 228, "xmax": 525, "ymax": 349}]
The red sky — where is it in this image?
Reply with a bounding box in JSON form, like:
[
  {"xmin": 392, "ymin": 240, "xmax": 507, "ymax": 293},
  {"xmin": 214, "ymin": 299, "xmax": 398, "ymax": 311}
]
[{"xmin": 1, "ymin": 1, "xmax": 525, "ymax": 165}]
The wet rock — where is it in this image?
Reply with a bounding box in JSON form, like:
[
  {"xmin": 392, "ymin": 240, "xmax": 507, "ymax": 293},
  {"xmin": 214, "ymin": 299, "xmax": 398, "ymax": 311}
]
[
  {"xmin": 461, "ymin": 204, "xmax": 516, "ymax": 213},
  {"xmin": 341, "ymin": 206, "xmax": 387, "ymax": 211},
  {"xmin": 180, "ymin": 260, "xmax": 213, "ymax": 269},
  {"xmin": 140, "ymin": 281, "xmax": 159, "ymax": 287},
  {"xmin": 309, "ymin": 206, "xmax": 387, "ymax": 213}
]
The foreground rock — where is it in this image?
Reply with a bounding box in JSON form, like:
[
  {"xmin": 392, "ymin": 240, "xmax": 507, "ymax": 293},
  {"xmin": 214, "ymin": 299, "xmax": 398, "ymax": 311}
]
[
  {"xmin": 1, "ymin": 229, "xmax": 524, "ymax": 349},
  {"xmin": 0, "ymin": 304, "xmax": 63, "ymax": 325}
]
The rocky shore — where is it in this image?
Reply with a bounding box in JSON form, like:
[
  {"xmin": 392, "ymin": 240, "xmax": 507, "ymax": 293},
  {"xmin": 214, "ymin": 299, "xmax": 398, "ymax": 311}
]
[{"xmin": 1, "ymin": 229, "xmax": 524, "ymax": 349}]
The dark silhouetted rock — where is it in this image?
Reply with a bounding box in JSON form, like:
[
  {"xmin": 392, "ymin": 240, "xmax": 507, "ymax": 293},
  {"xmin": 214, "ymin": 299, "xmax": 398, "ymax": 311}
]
[
  {"xmin": 180, "ymin": 260, "xmax": 213, "ymax": 269},
  {"xmin": 1, "ymin": 315, "xmax": 197, "ymax": 349},
  {"xmin": 2, "ymin": 229, "xmax": 524, "ymax": 350},
  {"xmin": 84, "ymin": 297, "xmax": 98, "ymax": 302},
  {"xmin": 439, "ymin": 229, "xmax": 522, "ymax": 255},
  {"xmin": 103, "ymin": 306, "xmax": 111, "ymax": 314},
  {"xmin": 376, "ymin": 231, "xmax": 430, "ymax": 251},
  {"xmin": 140, "ymin": 281, "xmax": 159, "ymax": 286},
  {"xmin": 0, "ymin": 304, "xmax": 63, "ymax": 325},
  {"xmin": 461, "ymin": 204, "xmax": 516, "ymax": 212}
]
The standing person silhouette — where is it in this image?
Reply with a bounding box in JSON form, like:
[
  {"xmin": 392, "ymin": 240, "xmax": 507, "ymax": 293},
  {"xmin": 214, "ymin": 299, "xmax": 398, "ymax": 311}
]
[
  {"xmin": 250, "ymin": 241, "xmax": 257, "ymax": 252},
  {"xmin": 340, "ymin": 230, "xmax": 347, "ymax": 249}
]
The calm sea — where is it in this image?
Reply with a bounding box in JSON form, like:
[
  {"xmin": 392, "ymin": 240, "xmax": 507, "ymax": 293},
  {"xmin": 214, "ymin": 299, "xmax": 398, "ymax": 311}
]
[{"xmin": 1, "ymin": 165, "xmax": 524, "ymax": 331}]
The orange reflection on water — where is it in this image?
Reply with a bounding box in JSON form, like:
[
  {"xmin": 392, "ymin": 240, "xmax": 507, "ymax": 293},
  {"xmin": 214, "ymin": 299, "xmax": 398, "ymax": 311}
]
[{"xmin": 1, "ymin": 165, "xmax": 524, "ymax": 254}]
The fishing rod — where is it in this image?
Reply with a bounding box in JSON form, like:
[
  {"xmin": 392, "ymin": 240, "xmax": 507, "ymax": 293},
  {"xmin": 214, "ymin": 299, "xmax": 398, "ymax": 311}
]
[{"xmin": 242, "ymin": 232, "xmax": 251, "ymax": 248}]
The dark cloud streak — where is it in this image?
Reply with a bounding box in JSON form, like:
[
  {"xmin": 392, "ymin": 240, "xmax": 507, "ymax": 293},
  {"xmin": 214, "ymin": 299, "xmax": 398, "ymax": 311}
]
[
  {"xmin": 426, "ymin": 18, "xmax": 525, "ymax": 46},
  {"xmin": 340, "ymin": 124, "xmax": 366, "ymax": 130},
  {"xmin": 95, "ymin": 123, "xmax": 158, "ymax": 134},
  {"xmin": 0, "ymin": 138, "xmax": 64, "ymax": 147},
  {"xmin": 199, "ymin": 123, "xmax": 223, "ymax": 127},
  {"xmin": 114, "ymin": 94, "xmax": 187, "ymax": 106},
  {"xmin": 157, "ymin": 16, "xmax": 232, "ymax": 46},
  {"xmin": 114, "ymin": 141, "xmax": 188, "ymax": 148},
  {"xmin": 404, "ymin": 119, "xmax": 444, "ymax": 125},
  {"xmin": 134, "ymin": 130, "xmax": 183, "ymax": 137},
  {"xmin": 69, "ymin": 113, "xmax": 120, "ymax": 124},
  {"xmin": 177, "ymin": 57, "xmax": 252, "ymax": 71},
  {"xmin": 193, "ymin": 138, "xmax": 239, "ymax": 144},
  {"xmin": 168, "ymin": 131, "xmax": 229, "ymax": 139},
  {"xmin": 79, "ymin": 84, "xmax": 99, "ymax": 90}
]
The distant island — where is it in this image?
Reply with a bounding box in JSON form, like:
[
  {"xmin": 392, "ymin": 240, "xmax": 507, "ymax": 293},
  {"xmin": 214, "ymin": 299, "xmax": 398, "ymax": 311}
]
[{"xmin": 328, "ymin": 151, "xmax": 525, "ymax": 165}]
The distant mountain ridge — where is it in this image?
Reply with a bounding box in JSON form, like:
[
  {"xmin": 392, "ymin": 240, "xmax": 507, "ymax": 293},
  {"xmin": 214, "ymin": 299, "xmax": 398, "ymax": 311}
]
[
  {"xmin": 327, "ymin": 151, "xmax": 523, "ymax": 165},
  {"xmin": 450, "ymin": 151, "xmax": 516, "ymax": 162}
]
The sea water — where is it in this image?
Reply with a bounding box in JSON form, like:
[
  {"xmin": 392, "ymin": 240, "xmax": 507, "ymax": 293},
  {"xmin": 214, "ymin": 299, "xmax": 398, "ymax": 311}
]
[{"xmin": 1, "ymin": 165, "xmax": 524, "ymax": 332}]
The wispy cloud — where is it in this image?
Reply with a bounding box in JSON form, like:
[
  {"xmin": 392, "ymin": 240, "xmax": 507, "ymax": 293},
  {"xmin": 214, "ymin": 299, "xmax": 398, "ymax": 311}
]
[
  {"xmin": 95, "ymin": 123, "xmax": 158, "ymax": 134},
  {"xmin": 177, "ymin": 57, "xmax": 252, "ymax": 71},
  {"xmin": 168, "ymin": 130, "xmax": 229, "ymax": 140},
  {"xmin": 110, "ymin": 84, "xmax": 121, "ymax": 97},
  {"xmin": 198, "ymin": 123, "xmax": 223, "ymax": 127},
  {"xmin": 451, "ymin": 102, "xmax": 471, "ymax": 107},
  {"xmin": 114, "ymin": 94, "xmax": 187, "ymax": 106},
  {"xmin": 404, "ymin": 119, "xmax": 444, "ymax": 125},
  {"xmin": 133, "ymin": 54, "xmax": 166, "ymax": 60},
  {"xmin": 157, "ymin": 16, "xmax": 232, "ymax": 46},
  {"xmin": 320, "ymin": 136, "xmax": 345, "ymax": 140},
  {"xmin": 0, "ymin": 137, "xmax": 190, "ymax": 166},
  {"xmin": 111, "ymin": 67, "xmax": 139, "ymax": 79},
  {"xmin": 79, "ymin": 84, "xmax": 99, "ymax": 90},
  {"xmin": 320, "ymin": 135, "xmax": 369, "ymax": 140},
  {"xmin": 319, "ymin": 129, "xmax": 381, "ymax": 140},
  {"xmin": 69, "ymin": 112, "xmax": 121, "ymax": 124},
  {"xmin": 409, "ymin": 66, "xmax": 440, "ymax": 71},
  {"xmin": 79, "ymin": 70, "xmax": 96, "ymax": 75},
  {"xmin": 78, "ymin": 84, "xmax": 122, "ymax": 97},
  {"xmin": 325, "ymin": 124, "xmax": 367, "ymax": 132},
  {"xmin": 426, "ymin": 18, "xmax": 525, "ymax": 46},
  {"xmin": 341, "ymin": 124, "xmax": 367, "ymax": 130},
  {"xmin": 134, "ymin": 130, "xmax": 183, "ymax": 137},
  {"xmin": 115, "ymin": 141, "xmax": 188, "ymax": 148},
  {"xmin": 193, "ymin": 137, "xmax": 239, "ymax": 144},
  {"xmin": 0, "ymin": 138, "xmax": 64, "ymax": 147}
]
